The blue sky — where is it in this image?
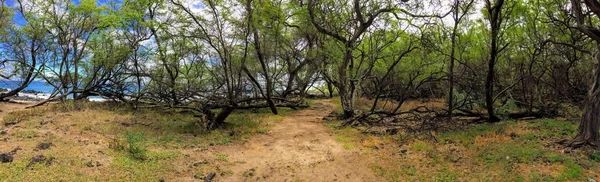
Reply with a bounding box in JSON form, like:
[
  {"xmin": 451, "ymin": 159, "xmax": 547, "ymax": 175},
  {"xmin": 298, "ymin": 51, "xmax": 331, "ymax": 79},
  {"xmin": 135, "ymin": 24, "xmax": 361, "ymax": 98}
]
[{"xmin": 5, "ymin": 0, "xmax": 116, "ymax": 26}]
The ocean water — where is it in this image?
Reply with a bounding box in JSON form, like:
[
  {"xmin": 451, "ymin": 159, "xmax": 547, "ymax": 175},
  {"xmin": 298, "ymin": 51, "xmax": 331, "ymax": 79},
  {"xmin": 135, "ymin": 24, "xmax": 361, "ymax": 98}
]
[
  {"xmin": 0, "ymin": 80, "xmax": 55, "ymax": 93},
  {"xmin": 0, "ymin": 80, "xmax": 106, "ymax": 101}
]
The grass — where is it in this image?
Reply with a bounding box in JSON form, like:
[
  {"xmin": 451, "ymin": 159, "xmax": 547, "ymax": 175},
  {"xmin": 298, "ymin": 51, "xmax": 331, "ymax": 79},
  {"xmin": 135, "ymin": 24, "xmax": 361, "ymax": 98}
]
[
  {"xmin": 0, "ymin": 101, "xmax": 299, "ymax": 181},
  {"xmin": 328, "ymin": 105, "xmax": 599, "ymax": 182}
]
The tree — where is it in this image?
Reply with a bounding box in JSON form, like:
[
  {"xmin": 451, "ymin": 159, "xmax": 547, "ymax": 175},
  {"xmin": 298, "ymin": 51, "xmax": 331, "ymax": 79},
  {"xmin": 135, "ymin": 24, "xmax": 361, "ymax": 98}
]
[
  {"xmin": 447, "ymin": 0, "xmax": 475, "ymax": 121},
  {"xmin": 0, "ymin": 0, "xmax": 48, "ymax": 101},
  {"xmin": 307, "ymin": 0, "xmax": 394, "ymax": 118},
  {"xmin": 484, "ymin": 0, "xmax": 506, "ymax": 122},
  {"xmin": 562, "ymin": 0, "xmax": 600, "ymax": 148}
]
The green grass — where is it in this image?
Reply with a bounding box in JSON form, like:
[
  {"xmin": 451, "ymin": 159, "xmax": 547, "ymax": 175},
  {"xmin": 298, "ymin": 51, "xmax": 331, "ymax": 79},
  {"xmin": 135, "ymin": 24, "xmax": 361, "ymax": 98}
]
[
  {"xmin": 437, "ymin": 122, "xmax": 507, "ymax": 147},
  {"xmin": 331, "ymin": 114, "xmax": 596, "ymax": 181}
]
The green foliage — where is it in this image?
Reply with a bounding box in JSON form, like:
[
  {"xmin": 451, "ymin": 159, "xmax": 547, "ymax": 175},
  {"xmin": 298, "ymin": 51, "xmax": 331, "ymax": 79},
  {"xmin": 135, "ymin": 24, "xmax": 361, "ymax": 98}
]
[
  {"xmin": 590, "ymin": 152, "xmax": 600, "ymax": 162},
  {"xmin": 496, "ymin": 99, "xmax": 518, "ymax": 120},
  {"xmin": 125, "ymin": 132, "xmax": 148, "ymax": 161}
]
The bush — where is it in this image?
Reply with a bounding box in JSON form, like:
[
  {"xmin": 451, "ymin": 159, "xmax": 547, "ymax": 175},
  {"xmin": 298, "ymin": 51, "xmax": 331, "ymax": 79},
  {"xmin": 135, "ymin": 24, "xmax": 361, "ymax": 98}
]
[
  {"xmin": 125, "ymin": 132, "xmax": 148, "ymax": 161},
  {"xmin": 497, "ymin": 99, "xmax": 517, "ymax": 120}
]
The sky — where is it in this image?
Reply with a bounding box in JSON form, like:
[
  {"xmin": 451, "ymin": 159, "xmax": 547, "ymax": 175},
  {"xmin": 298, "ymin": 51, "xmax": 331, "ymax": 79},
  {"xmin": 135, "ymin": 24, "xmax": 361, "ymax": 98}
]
[{"xmin": 4, "ymin": 0, "xmax": 117, "ymax": 26}]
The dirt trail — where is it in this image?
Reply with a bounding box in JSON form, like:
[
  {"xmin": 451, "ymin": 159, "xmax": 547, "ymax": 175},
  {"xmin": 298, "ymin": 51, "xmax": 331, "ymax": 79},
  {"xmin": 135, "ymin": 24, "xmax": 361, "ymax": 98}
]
[{"xmin": 188, "ymin": 100, "xmax": 380, "ymax": 182}]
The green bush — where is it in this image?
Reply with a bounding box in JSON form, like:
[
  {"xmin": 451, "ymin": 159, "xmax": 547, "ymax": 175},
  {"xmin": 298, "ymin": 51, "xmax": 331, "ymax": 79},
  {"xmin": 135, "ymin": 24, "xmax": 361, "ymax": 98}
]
[
  {"xmin": 497, "ymin": 99, "xmax": 517, "ymax": 120},
  {"xmin": 125, "ymin": 132, "xmax": 148, "ymax": 161}
]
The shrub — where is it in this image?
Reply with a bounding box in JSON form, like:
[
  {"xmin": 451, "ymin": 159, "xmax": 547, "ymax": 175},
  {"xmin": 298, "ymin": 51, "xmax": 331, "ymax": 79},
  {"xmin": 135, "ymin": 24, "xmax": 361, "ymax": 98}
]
[{"xmin": 124, "ymin": 132, "xmax": 148, "ymax": 161}]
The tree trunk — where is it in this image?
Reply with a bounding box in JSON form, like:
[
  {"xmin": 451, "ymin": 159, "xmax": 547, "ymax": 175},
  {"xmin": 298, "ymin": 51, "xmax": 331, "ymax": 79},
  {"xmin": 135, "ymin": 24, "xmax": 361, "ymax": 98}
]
[
  {"xmin": 206, "ymin": 106, "xmax": 235, "ymax": 130},
  {"xmin": 327, "ymin": 81, "xmax": 334, "ymax": 98},
  {"xmin": 448, "ymin": 1, "xmax": 458, "ymax": 121},
  {"xmin": 564, "ymin": 44, "xmax": 600, "ymax": 148},
  {"xmin": 339, "ymin": 47, "xmax": 355, "ymax": 119},
  {"xmin": 485, "ymin": 0, "xmax": 504, "ymax": 122},
  {"xmin": 340, "ymin": 89, "xmax": 355, "ymax": 118}
]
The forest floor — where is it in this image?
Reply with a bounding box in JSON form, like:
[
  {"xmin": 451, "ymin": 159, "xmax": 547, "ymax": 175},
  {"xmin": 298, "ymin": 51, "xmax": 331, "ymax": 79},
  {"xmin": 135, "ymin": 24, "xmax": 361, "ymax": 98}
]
[{"xmin": 0, "ymin": 99, "xmax": 599, "ymax": 181}]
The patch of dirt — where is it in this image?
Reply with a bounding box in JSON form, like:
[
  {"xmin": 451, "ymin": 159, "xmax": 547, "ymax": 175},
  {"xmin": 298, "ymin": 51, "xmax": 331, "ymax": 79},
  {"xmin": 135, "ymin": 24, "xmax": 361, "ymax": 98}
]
[
  {"xmin": 178, "ymin": 100, "xmax": 382, "ymax": 181},
  {"xmin": 0, "ymin": 102, "xmax": 26, "ymax": 120}
]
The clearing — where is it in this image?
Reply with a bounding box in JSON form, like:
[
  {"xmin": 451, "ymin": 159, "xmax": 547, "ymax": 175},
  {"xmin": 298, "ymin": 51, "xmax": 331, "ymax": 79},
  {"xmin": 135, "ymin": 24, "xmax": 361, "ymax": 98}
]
[{"xmin": 0, "ymin": 99, "xmax": 599, "ymax": 181}]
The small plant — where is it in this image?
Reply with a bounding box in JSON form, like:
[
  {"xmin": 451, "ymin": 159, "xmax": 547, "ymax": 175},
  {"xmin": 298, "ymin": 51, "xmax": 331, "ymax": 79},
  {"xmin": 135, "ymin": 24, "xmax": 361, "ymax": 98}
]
[
  {"xmin": 258, "ymin": 128, "xmax": 269, "ymax": 134},
  {"xmin": 215, "ymin": 153, "xmax": 228, "ymax": 161},
  {"xmin": 591, "ymin": 152, "xmax": 600, "ymax": 162},
  {"xmin": 496, "ymin": 99, "xmax": 517, "ymax": 120},
  {"xmin": 125, "ymin": 132, "xmax": 147, "ymax": 161}
]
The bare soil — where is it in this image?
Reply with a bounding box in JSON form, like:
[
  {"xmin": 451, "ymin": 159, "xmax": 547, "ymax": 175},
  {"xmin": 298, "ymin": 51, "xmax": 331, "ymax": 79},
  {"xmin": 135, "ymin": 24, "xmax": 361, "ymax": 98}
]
[
  {"xmin": 176, "ymin": 100, "xmax": 381, "ymax": 181},
  {"xmin": 0, "ymin": 102, "xmax": 26, "ymax": 119}
]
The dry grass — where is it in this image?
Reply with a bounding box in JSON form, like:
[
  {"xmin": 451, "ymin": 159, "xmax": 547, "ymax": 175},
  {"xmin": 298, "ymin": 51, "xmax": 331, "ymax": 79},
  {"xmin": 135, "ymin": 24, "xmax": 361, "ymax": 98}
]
[
  {"xmin": 354, "ymin": 97, "xmax": 446, "ymax": 112},
  {"xmin": 0, "ymin": 101, "xmax": 298, "ymax": 181},
  {"xmin": 326, "ymin": 99, "xmax": 599, "ymax": 182}
]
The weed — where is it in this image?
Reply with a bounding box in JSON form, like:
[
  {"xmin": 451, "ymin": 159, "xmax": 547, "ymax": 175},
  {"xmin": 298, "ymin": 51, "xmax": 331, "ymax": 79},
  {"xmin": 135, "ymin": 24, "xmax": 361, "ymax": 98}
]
[
  {"xmin": 215, "ymin": 153, "xmax": 228, "ymax": 161},
  {"xmin": 591, "ymin": 152, "xmax": 600, "ymax": 162},
  {"xmin": 558, "ymin": 159, "xmax": 583, "ymax": 180},
  {"xmin": 125, "ymin": 132, "xmax": 147, "ymax": 161}
]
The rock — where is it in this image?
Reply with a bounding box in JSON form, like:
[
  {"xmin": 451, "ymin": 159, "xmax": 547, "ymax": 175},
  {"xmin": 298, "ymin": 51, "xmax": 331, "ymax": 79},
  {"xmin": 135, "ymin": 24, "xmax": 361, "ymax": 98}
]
[
  {"xmin": 86, "ymin": 161, "xmax": 95, "ymax": 167},
  {"xmin": 588, "ymin": 178, "xmax": 597, "ymax": 182},
  {"xmin": 27, "ymin": 155, "xmax": 47, "ymax": 168},
  {"xmin": 509, "ymin": 132, "xmax": 518, "ymax": 139},
  {"xmin": 1, "ymin": 147, "xmax": 22, "ymax": 163},
  {"xmin": 40, "ymin": 120, "xmax": 50, "ymax": 125},
  {"xmin": 36, "ymin": 142, "xmax": 52, "ymax": 150},
  {"xmin": 205, "ymin": 172, "xmax": 216, "ymax": 182},
  {"xmin": 45, "ymin": 157, "xmax": 55, "ymax": 166},
  {"xmin": 0, "ymin": 153, "xmax": 13, "ymax": 163},
  {"xmin": 385, "ymin": 128, "xmax": 398, "ymax": 135},
  {"xmin": 86, "ymin": 161, "xmax": 102, "ymax": 167},
  {"xmin": 450, "ymin": 156, "xmax": 461, "ymax": 163}
]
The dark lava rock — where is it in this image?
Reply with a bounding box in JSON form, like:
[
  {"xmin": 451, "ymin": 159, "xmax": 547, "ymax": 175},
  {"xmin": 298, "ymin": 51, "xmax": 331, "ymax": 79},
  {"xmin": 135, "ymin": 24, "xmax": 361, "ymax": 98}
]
[
  {"xmin": 21, "ymin": 90, "xmax": 43, "ymax": 94},
  {"xmin": 205, "ymin": 172, "xmax": 216, "ymax": 182},
  {"xmin": 27, "ymin": 155, "xmax": 47, "ymax": 168},
  {"xmin": 36, "ymin": 142, "xmax": 52, "ymax": 150},
  {"xmin": 45, "ymin": 157, "xmax": 55, "ymax": 166},
  {"xmin": 86, "ymin": 161, "xmax": 102, "ymax": 167},
  {"xmin": 86, "ymin": 161, "xmax": 95, "ymax": 167},
  {"xmin": 450, "ymin": 156, "xmax": 461, "ymax": 163},
  {"xmin": 0, "ymin": 147, "xmax": 22, "ymax": 163},
  {"xmin": 0, "ymin": 153, "xmax": 13, "ymax": 163},
  {"xmin": 509, "ymin": 132, "xmax": 518, "ymax": 139}
]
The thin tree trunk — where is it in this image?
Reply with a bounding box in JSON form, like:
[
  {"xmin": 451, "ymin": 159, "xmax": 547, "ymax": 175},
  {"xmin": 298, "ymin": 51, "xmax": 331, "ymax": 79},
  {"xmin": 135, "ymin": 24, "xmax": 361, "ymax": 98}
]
[{"xmin": 485, "ymin": 0, "xmax": 504, "ymax": 122}]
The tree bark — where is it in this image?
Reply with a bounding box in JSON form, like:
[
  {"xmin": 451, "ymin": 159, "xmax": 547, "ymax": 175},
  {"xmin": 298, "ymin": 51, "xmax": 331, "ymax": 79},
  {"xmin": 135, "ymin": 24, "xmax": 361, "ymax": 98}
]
[
  {"xmin": 484, "ymin": 0, "xmax": 504, "ymax": 122},
  {"xmin": 562, "ymin": 0, "xmax": 600, "ymax": 148},
  {"xmin": 563, "ymin": 44, "xmax": 600, "ymax": 148}
]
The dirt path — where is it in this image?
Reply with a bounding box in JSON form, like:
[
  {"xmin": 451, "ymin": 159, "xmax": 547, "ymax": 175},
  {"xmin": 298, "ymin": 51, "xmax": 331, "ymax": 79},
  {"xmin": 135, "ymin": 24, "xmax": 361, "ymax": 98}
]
[{"xmin": 186, "ymin": 100, "xmax": 380, "ymax": 182}]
